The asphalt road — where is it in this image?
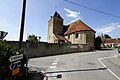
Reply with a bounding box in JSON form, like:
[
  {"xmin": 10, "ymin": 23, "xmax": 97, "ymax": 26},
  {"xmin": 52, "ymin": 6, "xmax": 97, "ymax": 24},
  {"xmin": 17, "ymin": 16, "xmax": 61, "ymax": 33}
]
[{"xmin": 28, "ymin": 49, "xmax": 120, "ymax": 80}]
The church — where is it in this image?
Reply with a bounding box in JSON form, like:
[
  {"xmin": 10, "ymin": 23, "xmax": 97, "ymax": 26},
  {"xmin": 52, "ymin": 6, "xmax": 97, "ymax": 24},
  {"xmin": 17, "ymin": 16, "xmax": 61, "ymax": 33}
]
[{"xmin": 47, "ymin": 11, "xmax": 96, "ymax": 50}]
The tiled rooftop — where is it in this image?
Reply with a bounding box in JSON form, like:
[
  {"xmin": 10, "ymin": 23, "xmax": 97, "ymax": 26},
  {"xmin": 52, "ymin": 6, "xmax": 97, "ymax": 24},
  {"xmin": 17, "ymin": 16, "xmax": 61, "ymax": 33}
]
[
  {"xmin": 102, "ymin": 38, "xmax": 120, "ymax": 43},
  {"xmin": 64, "ymin": 20, "xmax": 95, "ymax": 35}
]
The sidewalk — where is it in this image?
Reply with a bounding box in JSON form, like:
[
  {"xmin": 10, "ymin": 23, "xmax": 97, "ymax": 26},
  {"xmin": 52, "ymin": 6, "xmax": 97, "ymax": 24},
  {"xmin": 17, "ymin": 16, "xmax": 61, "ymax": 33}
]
[{"xmin": 27, "ymin": 71, "xmax": 44, "ymax": 80}]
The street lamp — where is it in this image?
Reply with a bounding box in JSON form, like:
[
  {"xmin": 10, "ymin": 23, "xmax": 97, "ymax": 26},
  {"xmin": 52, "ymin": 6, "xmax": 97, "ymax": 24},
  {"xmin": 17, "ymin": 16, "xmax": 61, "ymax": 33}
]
[
  {"xmin": 0, "ymin": 31, "xmax": 8, "ymax": 40},
  {"xmin": 38, "ymin": 36, "xmax": 41, "ymax": 42}
]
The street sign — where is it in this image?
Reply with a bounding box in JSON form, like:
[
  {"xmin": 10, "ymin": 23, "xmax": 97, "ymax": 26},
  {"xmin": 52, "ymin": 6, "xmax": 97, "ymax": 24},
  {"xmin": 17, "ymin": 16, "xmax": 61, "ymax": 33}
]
[
  {"xmin": 9, "ymin": 54, "xmax": 23, "ymax": 62},
  {"xmin": 12, "ymin": 68, "xmax": 20, "ymax": 75},
  {"xmin": 9, "ymin": 60, "xmax": 21, "ymax": 70}
]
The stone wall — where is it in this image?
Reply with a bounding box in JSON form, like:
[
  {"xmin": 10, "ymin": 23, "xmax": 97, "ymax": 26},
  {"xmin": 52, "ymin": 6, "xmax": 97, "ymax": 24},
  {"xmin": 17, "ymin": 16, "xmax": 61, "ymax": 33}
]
[
  {"xmin": 85, "ymin": 31, "xmax": 95, "ymax": 50},
  {"xmin": 6, "ymin": 41, "xmax": 90, "ymax": 58}
]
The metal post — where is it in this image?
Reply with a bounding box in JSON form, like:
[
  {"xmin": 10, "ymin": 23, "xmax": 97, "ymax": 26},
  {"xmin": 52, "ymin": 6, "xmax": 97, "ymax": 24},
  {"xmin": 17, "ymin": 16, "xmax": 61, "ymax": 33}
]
[
  {"xmin": 19, "ymin": 0, "xmax": 26, "ymax": 49},
  {"xmin": 26, "ymin": 40, "xmax": 30, "ymax": 77}
]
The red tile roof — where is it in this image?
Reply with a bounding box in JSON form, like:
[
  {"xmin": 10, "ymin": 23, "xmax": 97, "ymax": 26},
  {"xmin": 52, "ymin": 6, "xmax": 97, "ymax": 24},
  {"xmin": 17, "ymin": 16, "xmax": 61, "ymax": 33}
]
[
  {"xmin": 64, "ymin": 20, "xmax": 95, "ymax": 35},
  {"xmin": 102, "ymin": 38, "xmax": 120, "ymax": 43},
  {"xmin": 55, "ymin": 35, "xmax": 70, "ymax": 42}
]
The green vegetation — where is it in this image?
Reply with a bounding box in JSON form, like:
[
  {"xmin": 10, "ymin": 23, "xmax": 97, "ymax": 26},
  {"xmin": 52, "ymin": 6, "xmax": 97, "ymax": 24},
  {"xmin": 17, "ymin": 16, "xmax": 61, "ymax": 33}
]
[
  {"xmin": 100, "ymin": 34, "xmax": 111, "ymax": 39},
  {"xmin": 27, "ymin": 34, "xmax": 38, "ymax": 43},
  {"xmin": 0, "ymin": 40, "xmax": 25, "ymax": 80},
  {"xmin": 95, "ymin": 36, "xmax": 102, "ymax": 50}
]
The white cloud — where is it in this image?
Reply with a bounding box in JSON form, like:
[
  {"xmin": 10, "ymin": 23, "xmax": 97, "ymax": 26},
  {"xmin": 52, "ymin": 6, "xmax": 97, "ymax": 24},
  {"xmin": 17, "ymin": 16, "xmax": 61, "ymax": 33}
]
[
  {"xmin": 96, "ymin": 23, "xmax": 120, "ymax": 34},
  {"xmin": 64, "ymin": 8, "xmax": 82, "ymax": 24},
  {"xmin": 64, "ymin": 8, "xmax": 80, "ymax": 19}
]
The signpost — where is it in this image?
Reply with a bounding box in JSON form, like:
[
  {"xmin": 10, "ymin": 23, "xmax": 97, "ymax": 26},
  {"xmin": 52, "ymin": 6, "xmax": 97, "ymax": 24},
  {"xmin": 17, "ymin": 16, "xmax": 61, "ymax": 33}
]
[
  {"xmin": 9, "ymin": 61, "xmax": 21, "ymax": 70},
  {"xmin": 12, "ymin": 68, "xmax": 20, "ymax": 75},
  {"xmin": 9, "ymin": 53, "xmax": 23, "ymax": 75},
  {"xmin": 9, "ymin": 54, "xmax": 23, "ymax": 62}
]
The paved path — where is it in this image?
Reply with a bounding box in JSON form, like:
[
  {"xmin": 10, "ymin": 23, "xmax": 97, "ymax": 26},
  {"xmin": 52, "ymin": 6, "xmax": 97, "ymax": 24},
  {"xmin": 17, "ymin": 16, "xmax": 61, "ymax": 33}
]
[{"xmin": 28, "ymin": 49, "xmax": 120, "ymax": 80}]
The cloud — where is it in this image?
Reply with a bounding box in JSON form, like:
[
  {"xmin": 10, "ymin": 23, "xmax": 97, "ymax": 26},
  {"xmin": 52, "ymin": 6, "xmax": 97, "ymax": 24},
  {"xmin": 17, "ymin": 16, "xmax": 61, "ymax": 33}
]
[
  {"xmin": 64, "ymin": 8, "xmax": 80, "ymax": 19},
  {"xmin": 96, "ymin": 23, "xmax": 120, "ymax": 34},
  {"xmin": 64, "ymin": 8, "xmax": 82, "ymax": 24}
]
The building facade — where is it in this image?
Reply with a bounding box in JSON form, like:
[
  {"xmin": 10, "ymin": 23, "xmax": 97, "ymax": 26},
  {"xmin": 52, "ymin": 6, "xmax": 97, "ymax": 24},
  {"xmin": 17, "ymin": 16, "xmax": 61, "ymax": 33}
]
[
  {"xmin": 48, "ymin": 12, "xmax": 95, "ymax": 50},
  {"xmin": 101, "ymin": 38, "xmax": 120, "ymax": 48}
]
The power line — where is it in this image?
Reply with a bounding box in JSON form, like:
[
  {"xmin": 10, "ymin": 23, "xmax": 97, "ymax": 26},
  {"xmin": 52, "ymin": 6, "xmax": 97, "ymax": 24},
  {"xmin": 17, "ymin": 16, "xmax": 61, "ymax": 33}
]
[{"xmin": 64, "ymin": 0, "xmax": 120, "ymax": 19}]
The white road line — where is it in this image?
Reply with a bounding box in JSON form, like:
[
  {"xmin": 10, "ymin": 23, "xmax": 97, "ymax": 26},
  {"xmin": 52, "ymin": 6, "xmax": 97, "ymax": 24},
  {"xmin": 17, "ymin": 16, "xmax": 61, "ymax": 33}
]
[
  {"xmin": 52, "ymin": 62, "xmax": 58, "ymax": 65},
  {"xmin": 98, "ymin": 58, "xmax": 106, "ymax": 67},
  {"xmin": 50, "ymin": 57, "xmax": 60, "ymax": 68},
  {"xmin": 99, "ymin": 55, "xmax": 118, "ymax": 60},
  {"xmin": 53, "ymin": 60, "xmax": 59, "ymax": 63},
  {"xmin": 98, "ymin": 58, "xmax": 120, "ymax": 80},
  {"xmin": 49, "ymin": 57, "xmax": 60, "ymax": 69},
  {"xmin": 50, "ymin": 66, "xmax": 56, "ymax": 69},
  {"xmin": 51, "ymin": 73, "xmax": 62, "ymax": 77}
]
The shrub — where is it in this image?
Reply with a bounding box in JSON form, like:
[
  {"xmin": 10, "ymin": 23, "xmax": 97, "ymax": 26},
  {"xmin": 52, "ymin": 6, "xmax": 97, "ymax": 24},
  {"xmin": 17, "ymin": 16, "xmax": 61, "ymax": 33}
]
[{"xmin": 0, "ymin": 40, "xmax": 24, "ymax": 80}]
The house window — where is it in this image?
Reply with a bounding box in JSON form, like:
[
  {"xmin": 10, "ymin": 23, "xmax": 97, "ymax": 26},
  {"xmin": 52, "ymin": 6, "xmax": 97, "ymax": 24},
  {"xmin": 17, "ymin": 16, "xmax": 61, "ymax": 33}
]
[
  {"xmin": 75, "ymin": 33, "xmax": 79, "ymax": 39},
  {"xmin": 68, "ymin": 35, "xmax": 70, "ymax": 39}
]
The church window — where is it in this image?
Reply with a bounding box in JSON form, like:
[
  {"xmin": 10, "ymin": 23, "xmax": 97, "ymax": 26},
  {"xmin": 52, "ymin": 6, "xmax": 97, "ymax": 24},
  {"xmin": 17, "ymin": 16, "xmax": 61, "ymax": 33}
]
[
  {"xmin": 75, "ymin": 33, "xmax": 79, "ymax": 39},
  {"xmin": 68, "ymin": 35, "xmax": 70, "ymax": 39}
]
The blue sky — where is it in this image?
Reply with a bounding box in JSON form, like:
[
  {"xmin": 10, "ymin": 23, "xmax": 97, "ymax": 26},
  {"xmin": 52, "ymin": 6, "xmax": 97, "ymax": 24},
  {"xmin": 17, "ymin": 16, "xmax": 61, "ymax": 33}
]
[{"xmin": 0, "ymin": 0, "xmax": 120, "ymax": 41}]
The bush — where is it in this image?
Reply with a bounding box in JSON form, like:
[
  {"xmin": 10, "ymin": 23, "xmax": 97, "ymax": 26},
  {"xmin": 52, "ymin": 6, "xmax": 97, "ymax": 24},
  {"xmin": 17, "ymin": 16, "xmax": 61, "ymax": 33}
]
[{"xmin": 0, "ymin": 40, "xmax": 24, "ymax": 80}]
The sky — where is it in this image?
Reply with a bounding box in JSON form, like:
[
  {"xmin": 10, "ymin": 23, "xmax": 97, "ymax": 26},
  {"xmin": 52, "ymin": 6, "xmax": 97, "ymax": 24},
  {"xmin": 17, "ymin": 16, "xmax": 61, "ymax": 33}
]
[{"xmin": 0, "ymin": 0, "xmax": 120, "ymax": 42}]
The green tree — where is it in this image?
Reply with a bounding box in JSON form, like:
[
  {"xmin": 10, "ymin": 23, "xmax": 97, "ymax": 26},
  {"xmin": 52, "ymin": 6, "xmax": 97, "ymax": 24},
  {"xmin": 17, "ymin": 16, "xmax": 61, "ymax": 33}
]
[
  {"xmin": 95, "ymin": 36, "xmax": 102, "ymax": 50},
  {"xmin": 100, "ymin": 34, "xmax": 111, "ymax": 39},
  {"xmin": 0, "ymin": 40, "xmax": 24, "ymax": 80},
  {"xmin": 27, "ymin": 34, "xmax": 38, "ymax": 43}
]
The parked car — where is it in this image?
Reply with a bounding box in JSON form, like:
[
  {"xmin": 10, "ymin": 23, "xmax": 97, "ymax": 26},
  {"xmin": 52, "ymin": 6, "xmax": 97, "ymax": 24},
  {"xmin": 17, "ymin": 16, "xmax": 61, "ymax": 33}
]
[{"xmin": 118, "ymin": 45, "xmax": 120, "ymax": 53}]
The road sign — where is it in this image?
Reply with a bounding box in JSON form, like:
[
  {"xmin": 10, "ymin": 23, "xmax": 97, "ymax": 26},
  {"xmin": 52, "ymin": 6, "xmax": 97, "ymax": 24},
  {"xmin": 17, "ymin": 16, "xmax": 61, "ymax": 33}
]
[
  {"xmin": 9, "ymin": 54, "xmax": 23, "ymax": 62},
  {"xmin": 12, "ymin": 68, "xmax": 20, "ymax": 75},
  {"xmin": 9, "ymin": 60, "xmax": 21, "ymax": 70}
]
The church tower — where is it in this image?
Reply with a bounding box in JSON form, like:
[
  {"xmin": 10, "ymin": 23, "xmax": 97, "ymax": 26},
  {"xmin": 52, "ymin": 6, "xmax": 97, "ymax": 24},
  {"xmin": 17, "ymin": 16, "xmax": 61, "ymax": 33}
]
[{"xmin": 48, "ymin": 11, "xmax": 64, "ymax": 43}]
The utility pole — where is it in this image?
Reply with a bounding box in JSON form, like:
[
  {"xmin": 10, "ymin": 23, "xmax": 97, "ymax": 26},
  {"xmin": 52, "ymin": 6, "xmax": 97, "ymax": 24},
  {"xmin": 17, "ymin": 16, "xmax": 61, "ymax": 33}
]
[
  {"xmin": 18, "ymin": 0, "xmax": 28, "ymax": 78},
  {"xmin": 19, "ymin": 0, "xmax": 26, "ymax": 49}
]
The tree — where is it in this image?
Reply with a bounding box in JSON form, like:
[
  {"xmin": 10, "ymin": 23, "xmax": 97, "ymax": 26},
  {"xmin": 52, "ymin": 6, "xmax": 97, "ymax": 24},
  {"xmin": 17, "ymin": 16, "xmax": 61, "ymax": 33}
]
[
  {"xmin": 95, "ymin": 36, "xmax": 102, "ymax": 50},
  {"xmin": 100, "ymin": 34, "xmax": 111, "ymax": 39},
  {"xmin": 27, "ymin": 34, "xmax": 38, "ymax": 43},
  {"xmin": 0, "ymin": 40, "xmax": 25, "ymax": 80}
]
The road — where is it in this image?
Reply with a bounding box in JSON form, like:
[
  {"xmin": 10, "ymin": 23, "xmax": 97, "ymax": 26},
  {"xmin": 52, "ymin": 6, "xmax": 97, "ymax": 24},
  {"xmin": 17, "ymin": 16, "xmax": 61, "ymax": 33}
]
[{"xmin": 28, "ymin": 49, "xmax": 120, "ymax": 80}]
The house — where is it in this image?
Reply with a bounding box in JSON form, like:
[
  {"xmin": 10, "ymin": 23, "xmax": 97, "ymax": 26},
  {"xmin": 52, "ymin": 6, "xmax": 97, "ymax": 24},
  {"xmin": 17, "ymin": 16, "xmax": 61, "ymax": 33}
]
[
  {"xmin": 48, "ymin": 11, "xmax": 96, "ymax": 50},
  {"xmin": 102, "ymin": 38, "xmax": 120, "ymax": 48}
]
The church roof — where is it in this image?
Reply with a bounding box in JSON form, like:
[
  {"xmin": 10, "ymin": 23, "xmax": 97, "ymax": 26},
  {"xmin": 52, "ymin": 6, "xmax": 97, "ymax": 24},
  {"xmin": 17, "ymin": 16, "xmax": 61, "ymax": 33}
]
[
  {"xmin": 53, "ymin": 11, "xmax": 63, "ymax": 20},
  {"xmin": 64, "ymin": 20, "xmax": 95, "ymax": 35},
  {"xmin": 55, "ymin": 34, "xmax": 70, "ymax": 42}
]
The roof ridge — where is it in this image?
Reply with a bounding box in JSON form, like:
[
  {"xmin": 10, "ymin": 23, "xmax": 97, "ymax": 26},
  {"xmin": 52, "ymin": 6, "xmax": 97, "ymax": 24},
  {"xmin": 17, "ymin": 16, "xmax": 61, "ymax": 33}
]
[{"xmin": 64, "ymin": 19, "xmax": 95, "ymax": 35}]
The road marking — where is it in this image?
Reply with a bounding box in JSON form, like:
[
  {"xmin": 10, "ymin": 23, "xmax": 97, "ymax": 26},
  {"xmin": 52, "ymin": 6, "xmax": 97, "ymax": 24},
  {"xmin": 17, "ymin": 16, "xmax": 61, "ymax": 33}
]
[
  {"xmin": 49, "ymin": 57, "xmax": 60, "ymax": 69},
  {"xmin": 52, "ymin": 63, "xmax": 58, "ymax": 65},
  {"xmin": 53, "ymin": 58, "xmax": 60, "ymax": 63},
  {"xmin": 53, "ymin": 60, "xmax": 59, "ymax": 63},
  {"xmin": 98, "ymin": 58, "xmax": 120, "ymax": 80},
  {"xmin": 99, "ymin": 55, "xmax": 118, "ymax": 60},
  {"xmin": 50, "ymin": 66, "xmax": 56, "ymax": 69},
  {"xmin": 51, "ymin": 73, "xmax": 62, "ymax": 77}
]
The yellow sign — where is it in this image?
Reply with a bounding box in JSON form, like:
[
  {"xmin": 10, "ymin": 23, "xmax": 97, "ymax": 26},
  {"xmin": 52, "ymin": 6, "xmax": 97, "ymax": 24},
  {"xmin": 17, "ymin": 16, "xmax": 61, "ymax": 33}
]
[{"xmin": 12, "ymin": 68, "xmax": 20, "ymax": 75}]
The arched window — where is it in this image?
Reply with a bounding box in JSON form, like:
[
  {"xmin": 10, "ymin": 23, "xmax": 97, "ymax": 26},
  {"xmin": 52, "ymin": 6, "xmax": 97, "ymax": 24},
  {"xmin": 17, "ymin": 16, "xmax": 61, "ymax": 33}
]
[
  {"xmin": 68, "ymin": 35, "xmax": 70, "ymax": 39},
  {"xmin": 75, "ymin": 33, "xmax": 79, "ymax": 39}
]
